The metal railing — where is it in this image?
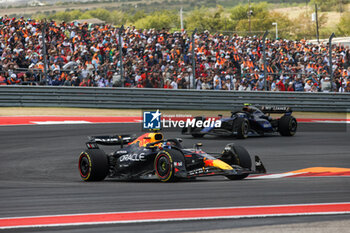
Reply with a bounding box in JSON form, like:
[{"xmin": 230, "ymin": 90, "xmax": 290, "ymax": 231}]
[{"xmin": 0, "ymin": 86, "xmax": 349, "ymax": 112}]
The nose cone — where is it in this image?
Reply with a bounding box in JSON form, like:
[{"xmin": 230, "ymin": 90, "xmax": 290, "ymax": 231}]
[{"xmin": 204, "ymin": 158, "xmax": 233, "ymax": 170}]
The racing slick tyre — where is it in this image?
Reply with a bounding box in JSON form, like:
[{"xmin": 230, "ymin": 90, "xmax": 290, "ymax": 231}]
[
  {"xmin": 278, "ymin": 115, "xmax": 297, "ymax": 136},
  {"xmin": 190, "ymin": 116, "xmax": 205, "ymax": 138},
  {"xmin": 234, "ymin": 117, "xmax": 249, "ymax": 139},
  {"xmin": 78, "ymin": 149, "xmax": 109, "ymax": 181},
  {"xmin": 154, "ymin": 149, "xmax": 180, "ymax": 182},
  {"xmin": 222, "ymin": 143, "xmax": 252, "ymax": 180}
]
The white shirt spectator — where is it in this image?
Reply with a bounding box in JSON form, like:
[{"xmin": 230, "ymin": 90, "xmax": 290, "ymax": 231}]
[
  {"xmin": 135, "ymin": 74, "xmax": 142, "ymax": 83},
  {"xmin": 225, "ymin": 81, "xmax": 232, "ymax": 90},
  {"xmin": 271, "ymin": 81, "xmax": 276, "ymax": 91},
  {"xmin": 195, "ymin": 79, "xmax": 202, "ymax": 90},
  {"xmin": 238, "ymin": 84, "xmax": 245, "ymax": 91},
  {"xmin": 339, "ymin": 85, "xmax": 345, "ymax": 93},
  {"xmin": 170, "ymin": 80, "xmax": 178, "ymax": 89},
  {"xmin": 321, "ymin": 78, "xmax": 331, "ymax": 92},
  {"xmin": 304, "ymin": 82, "xmax": 312, "ymax": 92},
  {"xmin": 201, "ymin": 81, "xmax": 211, "ymax": 90}
]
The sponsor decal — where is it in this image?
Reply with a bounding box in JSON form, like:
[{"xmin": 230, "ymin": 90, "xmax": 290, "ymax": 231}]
[
  {"xmin": 95, "ymin": 138, "xmax": 119, "ymax": 143},
  {"xmin": 188, "ymin": 168, "xmax": 210, "ymax": 176},
  {"xmin": 173, "ymin": 162, "xmax": 183, "ymax": 167},
  {"xmin": 119, "ymin": 153, "xmax": 146, "ymax": 162},
  {"xmin": 116, "ymin": 150, "xmax": 128, "ymax": 154}
]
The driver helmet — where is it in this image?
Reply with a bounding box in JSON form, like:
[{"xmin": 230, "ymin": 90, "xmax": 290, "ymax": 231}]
[
  {"xmin": 242, "ymin": 103, "xmax": 252, "ymax": 112},
  {"xmin": 162, "ymin": 141, "xmax": 172, "ymax": 149}
]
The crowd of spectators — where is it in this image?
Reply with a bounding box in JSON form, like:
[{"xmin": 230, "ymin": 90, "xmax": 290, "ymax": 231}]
[{"xmin": 0, "ymin": 16, "xmax": 350, "ymax": 92}]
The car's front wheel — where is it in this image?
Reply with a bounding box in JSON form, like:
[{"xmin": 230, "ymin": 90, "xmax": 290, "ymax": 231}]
[
  {"xmin": 154, "ymin": 149, "xmax": 180, "ymax": 182},
  {"xmin": 234, "ymin": 117, "xmax": 249, "ymax": 139},
  {"xmin": 221, "ymin": 143, "xmax": 252, "ymax": 180}
]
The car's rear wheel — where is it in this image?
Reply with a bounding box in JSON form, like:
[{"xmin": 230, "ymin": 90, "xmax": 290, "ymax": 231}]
[
  {"xmin": 78, "ymin": 149, "xmax": 109, "ymax": 181},
  {"xmin": 234, "ymin": 117, "xmax": 249, "ymax": 139},
  {"xmin": 222, "ymin": 143, "xmax": 252, "ymax": 180},
  {"xmin": 278, "ymin": 115, "xmax": 297, "ymax": 136},
  {"xmin": 154, "ymin": 149, "xmax": 179, "ymax": 182}
]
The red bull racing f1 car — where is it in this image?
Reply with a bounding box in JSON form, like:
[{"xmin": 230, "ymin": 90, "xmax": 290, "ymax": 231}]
[{"xmin": 78, "ymin": 132, "xmax": 266, "ymax": 182}]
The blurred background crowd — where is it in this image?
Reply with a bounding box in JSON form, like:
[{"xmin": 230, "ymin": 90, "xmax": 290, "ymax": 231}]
[{"xmin": 0, "ymin": 16, "xmax": 350, "ymax": 92}]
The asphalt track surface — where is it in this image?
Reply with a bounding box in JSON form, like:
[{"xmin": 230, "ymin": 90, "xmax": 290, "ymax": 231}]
[{"xmin": 0, "ymin": 123, "xmax": 349, "ymax": 232}]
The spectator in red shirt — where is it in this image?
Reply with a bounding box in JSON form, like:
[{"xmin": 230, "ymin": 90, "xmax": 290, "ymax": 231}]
[
  {"xmin": 287, "ymin": 82, "xmax": 295, "ymax": 91},
  {"xmin": 276, "ymin": 78, "xmax": 286, "ymax": 91},
  {"xmin": 0, "ymin": 74, "xmax": 7, "ymax": 85}
]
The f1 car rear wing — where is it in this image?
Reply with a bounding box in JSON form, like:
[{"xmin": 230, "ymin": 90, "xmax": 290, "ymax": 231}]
[
  {"xmin": 87, "ymin": 135, "xmax": 135, "ymax": 146},
  {"xmin": 259, "ymin": 106, "xmax": 292, "ymax": 114}
]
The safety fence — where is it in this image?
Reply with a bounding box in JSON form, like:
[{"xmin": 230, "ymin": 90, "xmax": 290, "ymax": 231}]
[{"xmin": 0, "ymin": 86, "xmax": 349, "ymax": 112}]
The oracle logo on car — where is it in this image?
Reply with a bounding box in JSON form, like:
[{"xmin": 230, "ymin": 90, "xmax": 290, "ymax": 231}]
[{"xmin": 119, "ymin": 153, "xmax": 146, "ymax": 162}]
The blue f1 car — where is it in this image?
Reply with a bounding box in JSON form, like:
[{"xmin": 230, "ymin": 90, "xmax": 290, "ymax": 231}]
[{"xmin": 182, "ymin": 105, "xmax": 297, "ymax": 139}]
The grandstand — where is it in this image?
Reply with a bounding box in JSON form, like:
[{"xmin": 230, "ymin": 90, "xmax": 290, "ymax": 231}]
[{"xmin": 0, "ymin": 16, "xmax": 349, "ymax": 92}]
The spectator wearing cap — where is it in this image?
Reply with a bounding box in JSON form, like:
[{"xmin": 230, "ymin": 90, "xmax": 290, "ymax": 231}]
[
  {"xmin": 7, "ymin": 73, "xmax": 21, "ymax": 85},
  {"xmin": 276, "ymin": 78, "xmax": 286, "ymax": 91},
  {"xmin": 287, "ymin": 81, "xmax": 295, "ymax": 91},
  {"xmin": 304, "ymin": 80, "xmax": 312, "ymax": 92},
  {"xmin": 338, "ymin": 82, "xmax": 346, "ymax": 92},
  {"xmin": 310, "ymin": 83, "xmax": 318, "ymax": 92},
  {"xmin": 177, "ymin": 74, "xmax": 187, "ymax": 89},
  {"xmin": 214, "ymin": 79, "xmax": 221, "ymax": 90}
]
